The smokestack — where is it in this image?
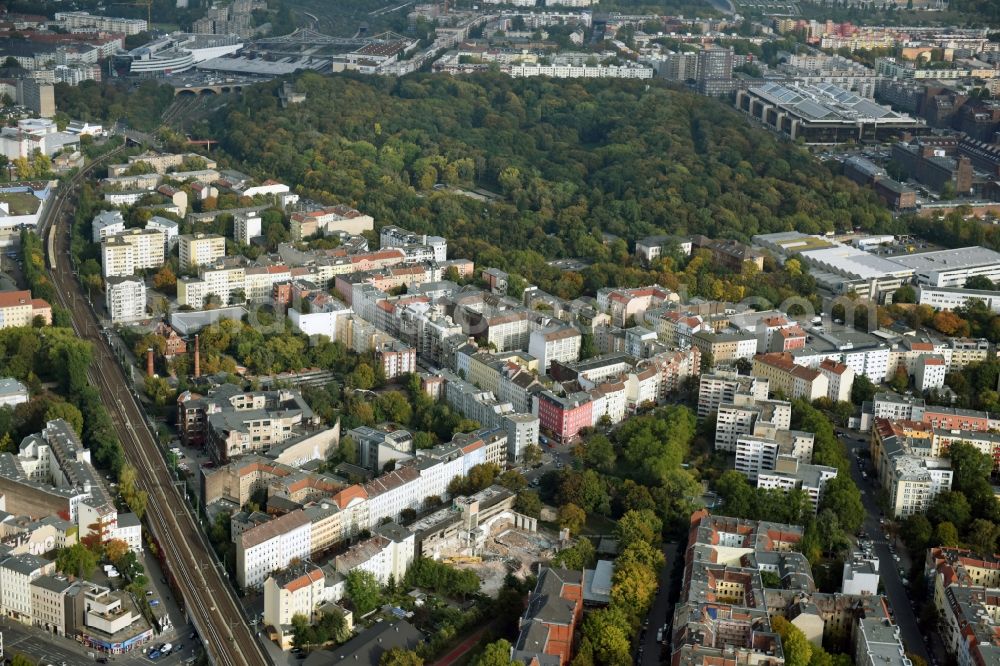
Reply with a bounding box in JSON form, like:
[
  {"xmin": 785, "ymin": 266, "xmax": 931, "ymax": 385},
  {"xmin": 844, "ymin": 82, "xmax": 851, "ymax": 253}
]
[
  {"xmin": 146, "ymin": 348, "xmax": 154, "ymax": 377},
  {"xmin": 194, "ymin": 334, "xmax": 200, "ymax": 378}
]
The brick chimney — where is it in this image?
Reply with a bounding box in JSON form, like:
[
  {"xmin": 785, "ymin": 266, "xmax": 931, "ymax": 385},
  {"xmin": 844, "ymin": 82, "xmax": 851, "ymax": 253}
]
[
  {"xmin": 146, "ymin": 348, "xmax": 154, "ymax": 377},
  {"xmin": 194, "ymin": 334, "xmax": 200, "ymax": 378}
]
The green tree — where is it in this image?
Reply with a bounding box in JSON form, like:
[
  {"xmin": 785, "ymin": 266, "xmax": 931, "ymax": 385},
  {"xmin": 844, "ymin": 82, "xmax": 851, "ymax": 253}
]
[
  {"xmin": 55, "ymin": 543, "xmax": 98, "ymax": 578},
  {"xmin": 615, "ymin": 509, "xmax": 662, "ymax": 549},
  {"xmin": 515, "ymin": 490, "xmax": 542, "ymax": 518},
  {"xmin": 582, "ymin": 434, "xmax": 615, "ymax": 472},
  {"xmin": 965, "ymin": 518, "xmax": 1000, "ymax": 555},
  {"xmin": 474, "ymin": 640, "xmax": 516, "ymax": 666},
  {"xmin": 44, "ymin": 402, "xmax": 84, "ymax": 437},
  {"xmin": 346, "ymin": 569, "xmax": 381, "ymax": 615},
  {"xmin": 10, "ymin": 655, "xmax": 34, "ymax": 666},
  {"xmin": 901, "ymin": 513, "xmax": 933, "ymax": 553},
  {"xmin": 580, "ymin": 607, "xmax": 632, "ymax": 665},
  {"xmin": 893, "ymin": 285, "xmax": 917, "ymax": 303},
  {"xmin": 819, "ymin": 475, "xmax": 865, "ymax": 534},
  {"xmin": 558, "ymin": 503, "xmax": 586, "ymax": 534},
  {"xmin": 772, "ymin": 615, "xmax": 813, "ymax": 666},
  {"xmin": 934, "ymin": 521, "xmax": 960, "ymax": 548},
  {"xmin": 928, "ymin": 492, "xmax": 972, "ymax": 531},
  {"xmin": 851, "ymin": 375, "xmax": 878, "ymax": 405}
]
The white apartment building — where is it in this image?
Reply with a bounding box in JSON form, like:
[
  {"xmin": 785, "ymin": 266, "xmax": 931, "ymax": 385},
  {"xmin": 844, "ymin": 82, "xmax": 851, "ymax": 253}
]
[
  {"xmin": 145, "ymin": 216, "xmax": 179, "ymax": 251},
  {"xmin": 234, "ymin": 211, "xmax": 262, "ymax": 246},
  {"xmin": 237, "ymin": 510, "xmax": 312, "ymax": 590},
  {"xmin": 734, "ymin": 430, "xmax": 815, "ymax": 481},
  {"xmin": 101, "ymin": 229, "xmax": 165, "ymax": 278},
  {"xmin": 752, "ymin": 353, "xmax": 829, "ymax": 402},
  {"xmin": 105, "ymin": 276, "xmax": 146, "ymax": 323},
  {"xmin": 333, "ymin": 523, "xmax": 415, "ymax": 586},
  {"xmin": 91, "ymin": 210, "xmax": 124, "ymax": 243},
  {"xmin": 289, "ymin": 299, "xmax": 353, "ymax": 341},
  {"xmin": 177, "ymin": 266, "xmax": 247, "ymax": 308},
  {"xmin": 818, "ymin": 359, "xmax": 854, "ymax": 403},
  {"xmin": 54, "ymin": 11, "xmax": 147, "ymax": 35},
  {"xmin": 529, "ymin": 325, "xmax": 582, "ymax": 372},
  {"xmin": 178, "ymin": 233, "xmax": 226, "ymax": 270},
  {"xmin": 0, "ymin": 554, "xmax": 55, "ymax": 623},
  {"xmin": 885, "ymin": 455, "xmax": 952, "ymax": 518},
  {"xmin": 380, "ymin": 225, "xmax": 447, "ymax": 262},
  {"xmin": 715, "ymin": 394, "xmax": 791, "ymax": 453},
  {"xmin": 263, "ymin": 564, "xmax": 329, "ymax": 648},
  {"xmin": 917, "ymin": 285, "xmax": 1000, "ymax": 313},
  {"xmin": 697, "ymin": 372, "xmax": 768, "ymax": 418},
  {"xmin": 244, "ymin": 265, "xmax": 291, "ymax": 301},
  {"xmin": 914, "ymin": 354, "xmax": 947, "ymax": 392},
  {"xmin": 756, "ymin": 456, "xmax": 838, "ymax": 512}
]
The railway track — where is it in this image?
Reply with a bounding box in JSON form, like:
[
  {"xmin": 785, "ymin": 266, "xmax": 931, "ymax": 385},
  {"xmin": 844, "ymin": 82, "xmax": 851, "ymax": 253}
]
[{"xmin": 39, "ymin": 141, "xmax": 271, "ymax": 666}]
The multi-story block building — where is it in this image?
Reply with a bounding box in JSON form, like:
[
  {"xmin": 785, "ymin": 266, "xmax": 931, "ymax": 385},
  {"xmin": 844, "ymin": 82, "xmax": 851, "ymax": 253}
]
[
  {"xmin": 91, "ymin": 210, "xmax": 125, "ymax": 243},
  {"xmin": 752, "ymin": 353, "xmax": 829, "ymax": 401},
  {"xmin": 511, "ymin": 567, "xmax": 584, "ymax": 666},
  {"xmin": 692, "ymin": 331, "xmax": 758, "ymax": 367},
  {"xmin": 236, "ymin": 509, "xmax": 312, "ymax": 590},
  {"xmin": 380, "ymin": 225, "xmax": 447, "ymax": 262},
  {"xmin": 262, "ymin": 563, "xmax": 330, "ymax": 650},
  {"xmin": 715, "ymin": 393, "xmax": 791, "ymax": 452},
  {"xmin": 756, "ymin": 456, "xmax": 838, "ymax": 512},
  {"xmin": 333, "ymin": 522, "xmax": 414, "ymax": 586},
  {"xmin": 925, "ymin": 547, "xmax": 1000, "ymax": 666},
  {"xmin": 178, "ymin": 233, "xmax": 226, "ymax": 271},
  {"xmin": 817, "ymin": 359, "xmax": 854, "ymax": 403},
  {"xmin": 0, "ymin": 290, "xmax": 51, "ymax": 329},
  {"xmin": 735, "ymin": 429, "xmax": 815, "ymax": 481},
  {"xmin": 535, "ymin": 391, "xmax": 592, "ymax": 444},
  {"xmin": 870, "ymin": 418, "xmax": 953, "ymax": 518},
  {"xmin": 0, "ymin": 554, "xmax": 55, "ymax": 623},
  {"xmin": 105, "ymin": 276, "xmax": 146, "ymax": 323},
  {"xmin": 914, "ymin": 354, "xmax": 947, "ymax": 392},
  {"xmin": 101, "ymin": 229, "xmax": 165, "ymax": 278},
  {"xmin": 697, "ymin": 372, "xmax": 768, "ymax": 418},
  {"xmin": 529, "ymin": 325, "xmax": 581, "ymax": 372}
]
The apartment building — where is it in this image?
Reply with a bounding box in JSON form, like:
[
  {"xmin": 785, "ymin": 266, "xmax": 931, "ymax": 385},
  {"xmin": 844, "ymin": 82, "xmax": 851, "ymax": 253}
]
[
  {"xmin": 178, "ymin": 233, "xmax": 226, "ymax": 271},
  {"xmin": 596, "ymin": 285, "xmax": 673, "ymax": 327},
  {"xmin": 853, "ymin": 618, "xmax": 913, "ymax": 666},
  {"xmin": 715, "ymin": 393, "xmax": 791, "ymax": 452},
  {"xmin": 870, "ymin": 418, "xmax": 953, "ymax": 518},
  {"xmin": 0, "ymin": 554, "xmax": 55, "ymax": 623},
  {"xmin": 925, "ymin": 547, "xmax": 1000, "ymax": 666},
  {"xmin": 101, "ymin": 229, "xmax": 165, "ymax": 278},
  {"xmin": 0, "ymin": 290, "xmax": 51, "ymax": 329},
  {"xmin": 634, "ymin": 235, "xmax": 691, "ymax": 265},
  {"xmin": 234, "ymin": 211, "xmax": 262, "ymax": 246},
  {"xmin": 511, "ymin": 567, "xmax": 584, "ymax": 666},
  {"xmin": 752, "ymin": 352, "xmax": 830, "ymax": 401},
  {"xmin": 529, "ymin": 325, "xmax": 581, "ymax": 372},
  {"xmin": 380, "ymin": 225, "xmax": 447, "ymax": 262},
  {"xmin": 692, "ymin": 330, "xmax": 758, "ymax": 367},
  {"xmin": 176, "ymin": 265, "xmax": 246, "ymax": 308},
  {"xmin": 54, "ymin": 11, "xmax": 147, "ymax": 35},
  {"xmin": 145, "ymin": 216, "xmax": 178, "ymax": 252},
  {"xmin": 236, "ymin": 509, "xmax": 312, "ymax": 590},
  {"xmin": 262, "ymin": 563, "xmax": 329, "ymax": 650},
  {"xmin": 756, "ymin": 456, "xmax": 838, "ymax": 512},
  {"xmin": 735, "ymin": 429, "xmax": 815, "ymax": 481},
  {"xmin": 817, "ymin": 359, "xmax": 854, "ymax": 403},
  {"xmin": 333, "ymin": 522, "xmax": 414, "ymax": 586},
  {"xmin": 536, "ymin": 391, "xmax": 593, "ymax": 444},
  {"xmin": 290, "ymin": 205, "xmax": 374, "ymax": 240},
  {"xmin": 90, "ymin": 210, "xmax": 124, "ymax": 243},
  {"xmin": 914, "ymin": 354, "xmax": 947, "ymax": 392},
  {"xmin": 105, "ymin": 276, "xmax": 146, "ymax": 323},
  {"xmin": 697, "ymin": 372, "xmax": 768, "ymax": 418}
]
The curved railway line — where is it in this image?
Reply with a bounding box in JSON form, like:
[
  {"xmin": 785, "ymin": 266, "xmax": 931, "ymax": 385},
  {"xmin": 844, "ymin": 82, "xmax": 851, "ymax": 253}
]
[{"xmin": 39, "ymin": 139, "xmax": 271, "ymax": 666}]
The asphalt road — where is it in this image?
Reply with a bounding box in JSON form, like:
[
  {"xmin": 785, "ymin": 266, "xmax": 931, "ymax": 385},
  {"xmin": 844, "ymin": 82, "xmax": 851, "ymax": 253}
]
[
  {"xmin": 638, "ymin": 542, "xmax": 680, "ymax": 666},
  {"xmin": 839, "ymin": 429, "xmax": 931, "ymax": 663}
]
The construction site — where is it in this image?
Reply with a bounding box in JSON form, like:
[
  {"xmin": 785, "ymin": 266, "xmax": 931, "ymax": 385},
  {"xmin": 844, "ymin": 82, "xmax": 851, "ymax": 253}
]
[{"xmin": 412, "ymin": 485, "xmax": 565, "ymax": 595}]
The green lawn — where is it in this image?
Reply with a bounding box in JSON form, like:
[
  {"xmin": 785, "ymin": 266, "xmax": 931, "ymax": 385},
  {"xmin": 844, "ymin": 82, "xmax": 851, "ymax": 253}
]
[{"xmin": 0, "ymin": 191, "xmax": 40, "ymax": 215}]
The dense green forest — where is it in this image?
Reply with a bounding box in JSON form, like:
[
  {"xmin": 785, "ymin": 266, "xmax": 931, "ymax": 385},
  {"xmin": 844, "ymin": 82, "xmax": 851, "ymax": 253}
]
[{"xmin": 210, "ymin": 72, "xmax": 894, "ymax": 298}]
